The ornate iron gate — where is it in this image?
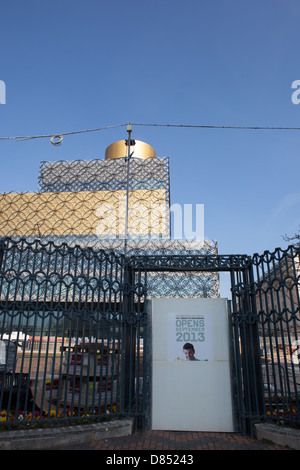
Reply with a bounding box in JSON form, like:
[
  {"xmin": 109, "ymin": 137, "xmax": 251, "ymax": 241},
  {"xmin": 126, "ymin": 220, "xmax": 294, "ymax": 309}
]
[
  {"xmin": 129, "ymin": 248, "xmax": 300, "ymax": 435},
  {"xmin": 0, "ymin": 237, "xmax": 299, "ymax": 435}
]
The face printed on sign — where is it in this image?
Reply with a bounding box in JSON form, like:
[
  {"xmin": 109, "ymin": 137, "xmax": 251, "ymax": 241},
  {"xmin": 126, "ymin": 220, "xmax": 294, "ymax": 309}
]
[
  {"xmin": 167, "ymin": 313, "xmax": 213, "ymax": 362},
  {"xmin": 183, "ymin": 343, "xmax": 198, "ymax": 361}
]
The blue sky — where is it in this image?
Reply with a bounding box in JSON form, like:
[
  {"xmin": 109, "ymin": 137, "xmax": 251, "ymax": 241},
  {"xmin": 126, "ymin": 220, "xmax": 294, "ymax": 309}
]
[{"xmin": 0, "ymin": 1, "xmax": 300, "ymax": 295}]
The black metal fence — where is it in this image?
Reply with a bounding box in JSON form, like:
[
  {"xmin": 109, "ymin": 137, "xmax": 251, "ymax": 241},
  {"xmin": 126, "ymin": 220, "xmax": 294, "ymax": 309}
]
[
  {"xmin": 0, "ymin": 237, "xmax": 148, "ymax": 430},
  {"xmin": 0, "ymin": 237, "xmax": 299, "ymax": 435},
  {"xmin": 231, "ymin": 245, "xmax": 300, "ymax": 434}
]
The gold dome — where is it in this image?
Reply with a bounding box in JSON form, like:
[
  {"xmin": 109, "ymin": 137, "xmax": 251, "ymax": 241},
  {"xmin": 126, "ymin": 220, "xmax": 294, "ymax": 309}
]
[{"xmin": 105, "ymin": 140, "xmax": 156, "ymax": 160}]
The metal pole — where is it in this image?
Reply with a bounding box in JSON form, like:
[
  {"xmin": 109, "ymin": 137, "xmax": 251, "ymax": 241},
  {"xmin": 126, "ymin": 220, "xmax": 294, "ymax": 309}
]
[
  {"xmin": 124, "ymin": 124, "xmax": 132, "ymax": 257},
  {"xmin": 122, "ymin": 124, "xmax": 136, "ymax": 415}
]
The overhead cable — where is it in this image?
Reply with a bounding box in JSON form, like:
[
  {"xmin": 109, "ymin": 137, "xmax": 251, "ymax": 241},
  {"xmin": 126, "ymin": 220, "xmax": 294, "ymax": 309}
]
[
  {"xmin": 0, "ymin": 121, "xmax": 299, "ymax": 145},
  {"xmin": 0, "ymin": 123, "xmax": 128, "ymax": 142},
  {"xmin": 132, "ymin": 122, "xmax": 300, "ymax": 131}
]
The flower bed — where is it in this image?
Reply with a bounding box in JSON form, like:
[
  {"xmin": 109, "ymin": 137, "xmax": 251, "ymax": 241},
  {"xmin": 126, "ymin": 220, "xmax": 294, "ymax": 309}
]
[
  {"xmin": 0, "ymin": 405, "xmax": 117, "ymax": 430},
  {"xmin": 265, "ymin": 406, "xmax": 299, "ymax": 427}
]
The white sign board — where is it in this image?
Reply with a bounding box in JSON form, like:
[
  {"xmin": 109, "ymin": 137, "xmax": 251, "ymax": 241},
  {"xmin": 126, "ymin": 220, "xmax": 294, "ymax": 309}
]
[{"xmin": 150, "ymin": 298, "xmax": 234, "ymax": 432}]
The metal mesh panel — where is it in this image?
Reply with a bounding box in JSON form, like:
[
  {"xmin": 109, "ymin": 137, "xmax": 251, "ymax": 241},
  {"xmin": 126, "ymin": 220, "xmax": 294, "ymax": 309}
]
[
  {"xmin": 0, "ymin": 158, "xmax": 171, "ymax": 241},
  {"xmin": 0, "ymin": 189, "xmax": 169, "ymax": 239},
  {"xmin": 38, "ymin": 158, "xmax": 170, "ymax": 193}
]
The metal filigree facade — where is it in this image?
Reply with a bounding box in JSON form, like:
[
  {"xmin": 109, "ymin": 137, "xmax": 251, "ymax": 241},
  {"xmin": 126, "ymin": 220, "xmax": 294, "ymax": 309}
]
[
  {"xmin": 38, "ymin": 158, "xmax": 170, "ymax": 193},
  {"xmin": 0, "ymin": 189, "xmax": 169, "ymax": 239},
  {"xmin": 0, "ymin": 155, "xmax": 219, "ymax": 298}
]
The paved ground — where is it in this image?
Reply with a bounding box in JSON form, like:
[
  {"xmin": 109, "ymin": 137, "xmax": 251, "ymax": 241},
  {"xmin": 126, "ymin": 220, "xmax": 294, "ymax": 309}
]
[{"xmin": 57, "ymin": 429, "xmax": 292, "ymax": 451}]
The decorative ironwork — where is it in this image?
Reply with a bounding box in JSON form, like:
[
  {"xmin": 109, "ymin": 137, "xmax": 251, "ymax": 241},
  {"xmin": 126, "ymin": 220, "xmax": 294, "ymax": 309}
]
[
  {"xmin": 128, "ymin": 253, "xmax": 250, "ymax": 271},
  {"xmin": 0, "ymin": 238, "xmax": 220, "ymax": 299},
  {"xmin": 0, "ymin": 237, "xmax": 299, "ymax": 434},
  {"xmin": 0, "ymin": 237, "xmax": 147, "ymax": 430},
  {"xmin": 231, "ymin": 245, "xmax": 300, "ymax": 435}
]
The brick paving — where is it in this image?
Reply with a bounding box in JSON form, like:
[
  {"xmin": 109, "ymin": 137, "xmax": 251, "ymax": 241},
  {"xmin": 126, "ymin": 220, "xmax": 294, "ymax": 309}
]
[{"xmin": 59, "ymin": 429, "xmax": 291, "ymax": 450}]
